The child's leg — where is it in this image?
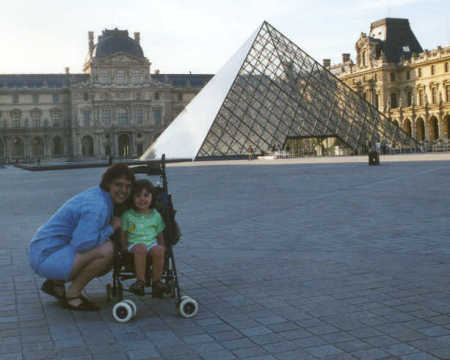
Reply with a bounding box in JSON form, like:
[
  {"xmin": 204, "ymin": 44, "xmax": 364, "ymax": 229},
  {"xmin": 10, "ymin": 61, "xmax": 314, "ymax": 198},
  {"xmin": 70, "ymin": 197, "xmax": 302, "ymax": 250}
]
[
  {"xmin": 149, "ymin": 245, "xmax": 165, "ymax": 282},
  {"xmin": 132, "ymin": 244, "xmax": 148, "ymax": 281}
]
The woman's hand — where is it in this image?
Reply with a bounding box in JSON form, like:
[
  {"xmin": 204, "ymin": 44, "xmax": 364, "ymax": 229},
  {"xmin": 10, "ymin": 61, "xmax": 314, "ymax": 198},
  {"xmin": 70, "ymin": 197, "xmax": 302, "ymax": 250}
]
[{"xmin": 110, "ymin": 216, "xmax": 122, "ymax": 231}]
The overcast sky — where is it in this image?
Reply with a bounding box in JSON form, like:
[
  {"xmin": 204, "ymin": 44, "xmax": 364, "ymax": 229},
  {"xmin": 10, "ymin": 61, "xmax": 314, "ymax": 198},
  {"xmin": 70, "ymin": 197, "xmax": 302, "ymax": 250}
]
[{"xmin": 1, "ymin": 0, "xmax": 449, "ymax": 74}]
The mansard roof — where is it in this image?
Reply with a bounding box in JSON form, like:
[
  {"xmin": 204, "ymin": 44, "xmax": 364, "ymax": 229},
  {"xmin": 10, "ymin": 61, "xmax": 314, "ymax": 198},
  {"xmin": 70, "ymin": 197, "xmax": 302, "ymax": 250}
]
[
  {"xmin": 370, "ymin": 18, "xmax": 423, "ymax": 63},
  {"xmin": 0, "ymin": 74, "xmax": 89, "ymax": 88},
  {"xmin": 93, "ymin": 29, "xmax": 144, "ymax": 59},
  {"xmin": 152, "ymin": 74, "xmax": 213, "ymax": 88}
]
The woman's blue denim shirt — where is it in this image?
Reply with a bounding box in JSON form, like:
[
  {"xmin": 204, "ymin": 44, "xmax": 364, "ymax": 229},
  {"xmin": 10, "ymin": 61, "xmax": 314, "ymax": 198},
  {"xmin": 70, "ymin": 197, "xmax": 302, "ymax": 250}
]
[{"xmin": 29, "ymin": 186, "xmax": 115, "ymax": 270}]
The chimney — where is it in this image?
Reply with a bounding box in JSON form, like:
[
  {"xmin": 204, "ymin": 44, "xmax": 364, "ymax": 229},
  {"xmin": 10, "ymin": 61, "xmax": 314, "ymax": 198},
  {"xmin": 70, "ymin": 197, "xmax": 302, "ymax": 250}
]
[
  {"xmin": 88, "ymin": 31, "xmax": 94, "ymax": 53},
  {"xmin": 323, "ymin": 59, "xmax": 331, "ymax": 68},
  {"xmin": 342, "ymin": 53, "xmax": 350, "ymax": 63},
  {"xmin": 134, "ymin": 32, "xmax": 140, "ymax": 44},
  {"xmin": 65, "ymin": 67, "xmax": 70, "ymax": 74},
  {"xmin": 154, "ymin": 69, "xmax": 160, "ymax": 74}
]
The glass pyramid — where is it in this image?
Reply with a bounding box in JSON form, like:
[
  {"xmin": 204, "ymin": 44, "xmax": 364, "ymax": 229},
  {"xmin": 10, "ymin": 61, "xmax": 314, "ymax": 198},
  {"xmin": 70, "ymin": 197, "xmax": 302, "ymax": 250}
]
[{"xmin": 141, "ymin": 21, "xmax": 418, "ymax": 161}]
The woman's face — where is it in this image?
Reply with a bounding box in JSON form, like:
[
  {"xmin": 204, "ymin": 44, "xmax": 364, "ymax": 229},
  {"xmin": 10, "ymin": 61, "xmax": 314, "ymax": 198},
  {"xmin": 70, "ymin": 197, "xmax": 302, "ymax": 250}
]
[
  {"xmin": 108, "ymin": 176, "xmax": 132, "ymax": 204},
  {"xmin": 134, "ymin": 188, "xmax": 152, "ymax": 212}
]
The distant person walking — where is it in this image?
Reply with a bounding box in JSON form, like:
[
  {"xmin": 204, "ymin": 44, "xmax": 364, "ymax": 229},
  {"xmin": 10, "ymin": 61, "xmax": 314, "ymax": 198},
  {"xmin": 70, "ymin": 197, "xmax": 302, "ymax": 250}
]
[
  {"xmin": 248, "ymin": 145, "xmax": 254, "ymax": 160},
  {"xmin": 28, "ymin": 164, "xmax": 135, "ymax": 311}
]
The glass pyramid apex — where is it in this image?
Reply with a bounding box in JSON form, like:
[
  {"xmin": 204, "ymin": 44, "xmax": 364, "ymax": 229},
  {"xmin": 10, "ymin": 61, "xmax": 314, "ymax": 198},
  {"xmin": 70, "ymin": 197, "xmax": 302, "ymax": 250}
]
[{"xmin": 141, "ymin": 21, "xmax": 418, "ymax": 161}]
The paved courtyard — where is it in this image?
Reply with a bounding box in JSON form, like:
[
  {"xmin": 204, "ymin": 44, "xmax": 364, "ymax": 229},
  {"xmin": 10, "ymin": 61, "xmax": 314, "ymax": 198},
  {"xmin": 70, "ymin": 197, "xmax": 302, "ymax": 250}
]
[{"xmin": 2, "ymin": 153, "xmax": 450, "ymax": 360}]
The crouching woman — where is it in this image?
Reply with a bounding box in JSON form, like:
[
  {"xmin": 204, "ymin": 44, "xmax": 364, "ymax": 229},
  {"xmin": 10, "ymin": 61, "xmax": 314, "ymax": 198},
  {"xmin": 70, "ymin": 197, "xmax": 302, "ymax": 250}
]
[{"xmin": 29, "ymin": 164, "xmax": 135, "ymax": 311}]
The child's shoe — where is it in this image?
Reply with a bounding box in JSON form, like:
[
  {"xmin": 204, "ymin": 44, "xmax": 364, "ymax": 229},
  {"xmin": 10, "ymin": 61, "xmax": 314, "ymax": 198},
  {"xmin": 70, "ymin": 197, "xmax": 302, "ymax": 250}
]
[
  {"xmin": 129, "ymin": 280, "xmax": 145, "ymax": 296},
  {"xmin": 152, "ymin": 280, "xmax": 169, "ymax": 298}
]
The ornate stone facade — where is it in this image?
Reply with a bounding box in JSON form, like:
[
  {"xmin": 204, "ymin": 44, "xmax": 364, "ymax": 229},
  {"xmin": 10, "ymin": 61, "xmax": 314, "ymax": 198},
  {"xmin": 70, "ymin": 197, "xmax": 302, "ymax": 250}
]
[
  {"xmin": 328, "ymin": 18, "xmax": 450, "ymax": 148},
  {"xmin": 0, "ymin": 29, "xmax": 212, "ymax": 162}
]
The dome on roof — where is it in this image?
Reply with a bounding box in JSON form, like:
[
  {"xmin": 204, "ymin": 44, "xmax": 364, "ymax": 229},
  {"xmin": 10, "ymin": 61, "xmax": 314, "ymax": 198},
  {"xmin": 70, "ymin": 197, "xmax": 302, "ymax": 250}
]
[{"xmin": 93, "ymin": 29, "xmax": 144, "ymax": 58}]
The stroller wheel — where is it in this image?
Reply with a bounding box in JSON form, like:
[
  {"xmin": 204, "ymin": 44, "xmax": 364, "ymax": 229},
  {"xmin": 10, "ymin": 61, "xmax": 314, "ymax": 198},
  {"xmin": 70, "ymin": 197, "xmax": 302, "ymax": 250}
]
[
  {"xmin": 123, "ymin": 299, "xmax": 137, "ymax": 317},
  {"xmin": 112, "ymin": 301, "xmax": 133, "ymax": 323},
  {"xmin": 177, "ymin": 297, "xmax": 199, "ymax": 318}
]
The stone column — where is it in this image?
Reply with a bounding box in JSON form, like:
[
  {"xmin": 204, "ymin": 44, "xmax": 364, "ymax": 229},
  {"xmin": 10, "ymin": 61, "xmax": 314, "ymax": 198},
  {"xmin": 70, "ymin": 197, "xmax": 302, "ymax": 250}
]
[{"xmin": 131, "ymin": 132, "xmax": 137, "ymax": 157}]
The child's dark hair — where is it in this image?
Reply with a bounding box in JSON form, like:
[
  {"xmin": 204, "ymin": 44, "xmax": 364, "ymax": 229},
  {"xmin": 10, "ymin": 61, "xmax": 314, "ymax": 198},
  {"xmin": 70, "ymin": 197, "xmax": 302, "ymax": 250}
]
[{"xmin": 130, "ymin": 179, "xmax": 155, "ymax": 210}]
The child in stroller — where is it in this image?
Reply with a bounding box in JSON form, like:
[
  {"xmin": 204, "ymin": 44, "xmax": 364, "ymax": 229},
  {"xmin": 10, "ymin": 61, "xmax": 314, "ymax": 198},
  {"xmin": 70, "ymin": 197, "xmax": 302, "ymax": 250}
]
[
  {"xmin": 107, "ymin": 157, "xmax": 198, "ymax": 322},
  {"xmin": 120, "ymin": 179, "xmax": 168, "ymax": 298}
]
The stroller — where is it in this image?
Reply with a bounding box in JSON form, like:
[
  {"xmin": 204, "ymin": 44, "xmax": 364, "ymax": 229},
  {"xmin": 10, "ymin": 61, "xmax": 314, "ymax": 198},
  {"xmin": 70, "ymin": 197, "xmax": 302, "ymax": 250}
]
[{"xmin": 106, "ymin": 155, "xmax": 198, "ymax": 322}]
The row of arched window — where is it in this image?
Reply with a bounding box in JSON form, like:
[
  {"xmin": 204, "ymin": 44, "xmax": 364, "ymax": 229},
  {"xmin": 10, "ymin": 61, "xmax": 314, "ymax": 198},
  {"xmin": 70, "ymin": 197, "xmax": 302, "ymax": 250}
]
[{"xmin": 0, "ymin": 136, "xmax": 64, "ymax": 158}]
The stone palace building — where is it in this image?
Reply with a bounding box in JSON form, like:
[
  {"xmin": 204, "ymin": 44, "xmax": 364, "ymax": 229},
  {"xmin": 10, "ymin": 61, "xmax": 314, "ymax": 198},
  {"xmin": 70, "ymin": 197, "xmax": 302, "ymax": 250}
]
[
  {"xmin": 328, "ymin": 18, "xmax": 450, "ymax": 149},
  {"xmin": 1, "ymin": 19, "xmax": 449, "ymax": 162},
  {"xmin": 0, "ymin": 29, "xmax": 212, "ymax": 162}
]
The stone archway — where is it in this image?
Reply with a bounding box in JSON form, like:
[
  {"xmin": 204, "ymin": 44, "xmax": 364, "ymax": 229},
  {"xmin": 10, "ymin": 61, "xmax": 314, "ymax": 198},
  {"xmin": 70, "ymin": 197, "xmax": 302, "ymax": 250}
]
[
  {"xmin": 416, "ymin": 118, "xmax": 425, "ymax": 142},
  {"xmin": 81, "ymin": 135, "xmax": 94, "ymax": 157},
  {"xmin": 31, "ymin": 137, "xmax": 44, "ymax": 158},
  {"xmin": 12, "ymin": 137, "xmax": 24, "ymax": 158},
  {"xmin": 118, "ymin": 133, "xmax": 130, "ymax": 157},
  {"xmin": 429, "ymin": 116, "xmax": 439, "ymax": 141},
  {"xmin": 53, "ymin": 136, "xmax": 64, "ymax": 156},
  {"xmin": 444, "ymin": 115, "xmax": 450, "ymax": 139},
  {"xmin": 403, "ymin": 118, "xmax": 412, "ymax": 137}
]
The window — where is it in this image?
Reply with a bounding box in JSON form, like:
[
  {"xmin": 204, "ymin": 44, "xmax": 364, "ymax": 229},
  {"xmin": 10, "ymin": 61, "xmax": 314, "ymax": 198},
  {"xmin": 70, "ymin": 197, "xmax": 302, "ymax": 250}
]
[
  {"xmin": 32, "ymin": 94, "xmax": 39, "ymax": 104},
  {"xmin": 417, "ymin": 68, "xmax": 422, "ymax": 77},
  {"xmin": 178, "ymin": 93, "xmax": 183, "ymax": 101},
  {"xmin": 445, "ymin": 62, "xmax": 449, "ymax": 72},
  {"xmin": 83, "ymin": 92, "xmax": 89, "ymax": 101},
  {"xmin": 31, "ymin": 109, "xmax": 41, "ymax": 128},
  {"xmin": 154, "ymin": 92, "xmax": 160, "ymax": 100},
  {"xmin": 374, "ymin": 94, "xmax": 379, "ymax": 109},
  {"xmin": 51, "ymin": 109, "xmax": 62, "ymax": 127},
  {"xmin": 432, "ymin": 87, "xmax": 438, "ymax": 104},
  {"xmin": 83, "ymin": 110, "xmax": 91, "ymax": 126},
  {"xmin": 153, "ymin": 109, "xmax": 162, "ymax": 126},
  {"xmin": 24, "ymin": 118, "xmax": 29, "ymax": 128},
  {"xmin": 431, "ymin": 65, "xmax": 435, "ymax": 75},
  {"xmin": 406, "ymin": 70, "xmax": 410, "ymax": 80},
  {"xmin": 53, "ymin": 94, "xmax": 60, "ymax": 104},
  {"xmin": 407, "ymin": 91, "xmax": 412, "ymax": 107},
  {"xmin": 11, "ymin": 110, "xmax": 21, "ymax": 128},
  {"xmin": 101, "ymin": 71, "xmax": 110, "ymax": 83},
  {"xmin": 134, "ymin": 71, "xmax": 144, "ymax": 83},
  {"xmin": 12, "ymin": 94, "xmax": 19, "ymax": 104},
  {"xmin": 446, "ymin": 85, "xmax": 450, "ymax": 102},
  {"xmin": 390, "ymin": 93, "xmax": 398, "ymax": 108},
  {"xmin": 103, "ymin": 109, "xmax": 111, "ymax": 125},
  {"xmin": 390, "ymin": 72, "xmax": 396, "ymax": 81},
  {"xmin": 116, "ymin": 71, "xmax": 126, "ymax": 84},
  {"xmin": 117, "ymin": 108, "xmax": 128, "ymax": 125},
  {"xmin": 136, "ymin": 108, "xmax": 144, "ymax": 125},
  {"xmin": 418, "ymin": 89, "xmax": 424, "ymax": 106}
]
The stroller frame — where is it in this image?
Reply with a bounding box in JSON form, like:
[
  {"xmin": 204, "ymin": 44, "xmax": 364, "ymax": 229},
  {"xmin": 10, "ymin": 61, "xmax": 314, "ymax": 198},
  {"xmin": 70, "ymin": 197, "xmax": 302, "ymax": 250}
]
[{"xmin": 106, "ymin": 155, "xmax": 198, "ymax": 321}]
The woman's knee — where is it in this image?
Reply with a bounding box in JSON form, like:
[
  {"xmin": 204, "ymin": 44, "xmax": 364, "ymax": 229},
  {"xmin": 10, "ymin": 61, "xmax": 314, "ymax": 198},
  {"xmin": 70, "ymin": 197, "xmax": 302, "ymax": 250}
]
[{"xmin": 96, "ymin": 240, "xmax": 114, "ymax": 260}]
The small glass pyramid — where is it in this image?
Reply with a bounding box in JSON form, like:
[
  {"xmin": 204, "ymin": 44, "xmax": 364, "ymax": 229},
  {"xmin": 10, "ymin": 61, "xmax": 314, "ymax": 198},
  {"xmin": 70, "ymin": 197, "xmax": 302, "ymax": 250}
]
[{"xmin": 141, "ymin": 21, "xmax": 417, "ymax": 161}]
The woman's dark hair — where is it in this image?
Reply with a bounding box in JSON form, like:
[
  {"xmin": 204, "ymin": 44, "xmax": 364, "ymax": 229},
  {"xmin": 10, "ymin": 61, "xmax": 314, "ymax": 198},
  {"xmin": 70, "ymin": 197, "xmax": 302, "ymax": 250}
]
[
  {"xmin": 130, "ymin": 179, "xmax": 155, "ymax": 210},
  {"xmin": 100, "ymin": 163, "xmax": 135, "ymax": 191}
]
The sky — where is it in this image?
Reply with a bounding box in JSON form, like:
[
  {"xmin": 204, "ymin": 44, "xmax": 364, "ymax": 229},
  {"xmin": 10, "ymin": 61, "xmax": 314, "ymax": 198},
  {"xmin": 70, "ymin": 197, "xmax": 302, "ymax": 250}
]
[{"xmin": 0, "ymin": 0, "xmax": 449, "ymax": 75}]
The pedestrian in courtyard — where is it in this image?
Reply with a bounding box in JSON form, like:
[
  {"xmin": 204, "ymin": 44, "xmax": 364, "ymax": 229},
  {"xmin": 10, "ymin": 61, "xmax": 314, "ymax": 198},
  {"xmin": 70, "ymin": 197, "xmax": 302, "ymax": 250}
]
[
  {"xmin": 248, "ymin": 145, "xmax": 254, "ymax": 160},
  {"xmin": 29, "ymin": 163, "xmax": 135, "ymax": 311}
]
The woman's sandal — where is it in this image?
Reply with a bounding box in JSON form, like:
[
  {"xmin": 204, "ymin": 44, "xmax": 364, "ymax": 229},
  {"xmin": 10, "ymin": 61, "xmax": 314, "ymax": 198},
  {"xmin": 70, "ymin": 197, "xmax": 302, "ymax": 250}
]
[
  {"xmin": 63, "ymin": 295, "xmax": 100, "ymax": 311},
  {"xmin": 41, "ymin": 279, "xmax": 65, "ymax": 300}
]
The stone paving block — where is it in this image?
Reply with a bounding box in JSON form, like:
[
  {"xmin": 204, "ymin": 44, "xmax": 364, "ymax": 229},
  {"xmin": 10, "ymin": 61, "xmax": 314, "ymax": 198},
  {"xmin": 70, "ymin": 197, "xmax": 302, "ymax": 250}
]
[
  {"xmin": 350, "ymin": 348, "xmax": 389, "ymax": 360},
  {"xmin": 400, "ymin": 353, "xmax": 439, "ymax": 359},
  {"xmin": 241, "ymin": 326, "xmax": 273, "ymax": 337},
  {"xmin": 231, "ymin": 346, "xmax": 269, "ymax": 358},
  {"xmin": 305, "ymin": 344, "xmax": 343, "ymax": 358}
]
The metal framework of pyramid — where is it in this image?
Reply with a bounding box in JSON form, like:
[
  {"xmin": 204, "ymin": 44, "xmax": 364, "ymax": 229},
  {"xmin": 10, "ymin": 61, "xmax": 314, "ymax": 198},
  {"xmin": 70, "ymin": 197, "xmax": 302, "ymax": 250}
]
[{"xmin": 142, "ymin": 21, "xmax": 418, "ymax": 161}]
